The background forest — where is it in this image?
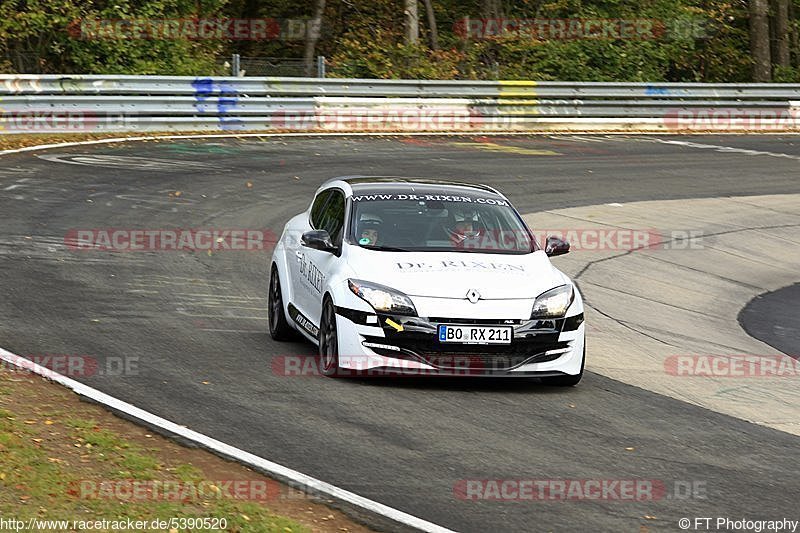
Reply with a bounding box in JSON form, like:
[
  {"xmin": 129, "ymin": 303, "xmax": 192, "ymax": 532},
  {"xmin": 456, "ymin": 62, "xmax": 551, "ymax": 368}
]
[{"xmin": 1, "ymin": 0, "xmax": 797, "ymax": 82}]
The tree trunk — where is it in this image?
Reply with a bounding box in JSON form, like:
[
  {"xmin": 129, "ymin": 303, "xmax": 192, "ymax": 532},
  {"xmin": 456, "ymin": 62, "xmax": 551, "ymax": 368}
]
[
  {"xmin": 421, "ymin": 0, "xmax": 438, "ymax": 50},
  {"xmin": 481, "ymin": 0, "xmax": 503, "ymax": 18},
  {"xmin": 750, "ymin": 0, "xmax": 772, "ymax": 81},
  {"xmin": 790, "ymin": 0, "xmax": 799, "ymax": 67},
  {"xmin": 771, "ymin": 0, "xmax": 790, "ymax": 69},
  {"xmin": 404, "ymin": 0, "xmax": 419, "ymax": 45},
  {"xmin": 303, "ymin": 0, "xmax": 326, "ymax": 77}
]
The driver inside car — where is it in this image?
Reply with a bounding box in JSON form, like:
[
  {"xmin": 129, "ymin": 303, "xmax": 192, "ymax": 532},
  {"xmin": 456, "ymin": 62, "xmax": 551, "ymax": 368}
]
[
  {"xmin": 357, "ymin": 215, "xmax": 382, "ymax": 246},
  {"xmin": 446, "ymin": 209, "xmax": 482, "ymax": 245}
]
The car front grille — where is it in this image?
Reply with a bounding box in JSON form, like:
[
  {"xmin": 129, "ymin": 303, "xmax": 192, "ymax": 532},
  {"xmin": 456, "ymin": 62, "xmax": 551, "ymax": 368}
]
[
  {"xmin": 413, "ymin": 341, "xmax": 569, "ymax": 371},
  {"xmin": 364, "ymin": 332, "xmax": 570, "ymax": 371}
]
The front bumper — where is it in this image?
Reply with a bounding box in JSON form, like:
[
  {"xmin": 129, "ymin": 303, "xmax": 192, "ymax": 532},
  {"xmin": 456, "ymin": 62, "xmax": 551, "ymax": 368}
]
[{"xmin": 334, "ymin": 308, "xmax": 585, "ymax": 377}]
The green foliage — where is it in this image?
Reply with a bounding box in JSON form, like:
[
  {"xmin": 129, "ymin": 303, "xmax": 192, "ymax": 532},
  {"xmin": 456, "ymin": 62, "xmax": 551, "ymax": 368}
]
[
  {"xmin": 328, "ymin": 30, "xmax": 464, "ymax": 79},
  {"xmin": 0, "ymin": 0, "xmax": 795, "ymax": 82},
  {"xmin": 325, "ymin": 0, "xmax": 776, "ymax": 82},
  {"xmin": 0, "ymin": 0, "xmax": 226, "ymax": 75},
  {"xmin": 773, "ymin": 65, "xmax": 800, "ymax": 81}
]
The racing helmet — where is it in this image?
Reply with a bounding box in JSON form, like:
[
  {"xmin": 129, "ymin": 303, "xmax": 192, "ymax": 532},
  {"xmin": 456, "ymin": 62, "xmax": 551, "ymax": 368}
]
[
  {"xmin": 446, "ymin": 208, "xmax": 482, "ymax": 241},
  {"xmin": 357, "ymin": 214, "xmax": 382, "ymax": 245}
]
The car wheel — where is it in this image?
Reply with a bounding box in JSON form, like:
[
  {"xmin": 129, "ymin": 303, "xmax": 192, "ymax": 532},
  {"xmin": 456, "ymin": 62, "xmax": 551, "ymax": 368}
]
[
  {"xmin": 268, "ymin": 266, "xmax": 294, "ymax": 341},
  {"xmin": 541, "ymin": 346, "xmax": 584, "ymax": 387},
  {"xmin": 318, "ymin": 298, "xmax": 340, "ymax": 377}
]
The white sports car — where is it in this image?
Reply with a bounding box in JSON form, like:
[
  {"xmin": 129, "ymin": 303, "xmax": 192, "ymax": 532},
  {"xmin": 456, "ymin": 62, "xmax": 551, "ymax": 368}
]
[{"xmin": 269, "ymin": 177, "xmax": 585, "ymax": 384}]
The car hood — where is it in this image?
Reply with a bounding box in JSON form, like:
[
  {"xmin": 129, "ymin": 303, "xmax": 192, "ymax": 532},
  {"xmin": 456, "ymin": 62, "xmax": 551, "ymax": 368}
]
[{"xmin": 345, "ymin": 248, "xmax": 566, "ymax": 299}]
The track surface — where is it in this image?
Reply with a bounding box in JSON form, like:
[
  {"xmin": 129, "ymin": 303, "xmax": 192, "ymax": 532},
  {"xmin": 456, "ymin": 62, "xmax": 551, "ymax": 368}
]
[
  {"xmin": 1, "ymin": 135, "xmax": 799, "ymax": 532},
  {"xmin": 740, "ymin": 283, "xmax": 800, "ymax": 359}
]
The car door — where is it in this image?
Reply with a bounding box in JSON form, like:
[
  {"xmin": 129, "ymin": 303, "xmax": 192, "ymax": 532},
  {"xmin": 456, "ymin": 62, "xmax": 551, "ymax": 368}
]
[
  {"xmin": 289, "ymin": 189, "xmax": 331, "ymax": 333},
  {"xmin": 300, "ymin": 188, "xmax": 346, "ymax": 329}
]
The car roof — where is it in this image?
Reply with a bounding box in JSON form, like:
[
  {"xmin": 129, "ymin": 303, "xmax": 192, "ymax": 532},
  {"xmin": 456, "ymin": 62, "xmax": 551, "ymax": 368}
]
[{"xmin": 321, "ymin": 176, "xmax": 502, "ymax": 196}]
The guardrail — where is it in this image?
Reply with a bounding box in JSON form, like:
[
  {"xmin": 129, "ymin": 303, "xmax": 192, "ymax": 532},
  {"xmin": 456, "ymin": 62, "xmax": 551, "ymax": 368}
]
[{"xmin": 2, "ymin": 74, "xmax": 799, "ymax": 133}]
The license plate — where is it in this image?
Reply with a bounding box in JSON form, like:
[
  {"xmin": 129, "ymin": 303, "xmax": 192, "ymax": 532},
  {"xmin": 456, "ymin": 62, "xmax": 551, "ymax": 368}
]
[{"xmin": 438, "ymin": 325, "xmax": 512, "ymax": 344}]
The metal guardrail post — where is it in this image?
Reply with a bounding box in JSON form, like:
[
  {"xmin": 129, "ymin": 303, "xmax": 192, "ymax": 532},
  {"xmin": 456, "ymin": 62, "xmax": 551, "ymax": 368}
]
[
  {"xmin": 317, "ymin": 56, "xmax": 326, "ymax": 79},
  {"xmin": 232, "ymin": 54, "xmax": 241, "ymax": 77}
]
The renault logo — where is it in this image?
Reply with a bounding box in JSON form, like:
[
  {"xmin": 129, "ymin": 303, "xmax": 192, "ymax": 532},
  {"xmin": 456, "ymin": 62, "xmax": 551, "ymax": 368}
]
[{"xmin": 466, "ymin": 289, "xmax": 481, "ymax": 304}]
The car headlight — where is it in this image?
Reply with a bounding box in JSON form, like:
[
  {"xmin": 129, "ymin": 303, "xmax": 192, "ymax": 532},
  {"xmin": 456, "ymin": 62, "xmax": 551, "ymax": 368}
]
[
  {"xmin": 531, "ymin": 285, "xmax": 574, "ymax": 318},
  {"xmin": 348, "ymin": 279, "xmax": 417, "ymax": 316}
]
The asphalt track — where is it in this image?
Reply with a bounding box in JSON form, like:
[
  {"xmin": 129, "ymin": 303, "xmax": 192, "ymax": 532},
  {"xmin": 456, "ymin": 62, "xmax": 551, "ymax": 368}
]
[
  {"xmin": 740, "ymin": 283, "xmax": 800, "ymax": 360},
  {"xmin": 1, "ymin": 134, "xmax": 799, "ymax": 532}
]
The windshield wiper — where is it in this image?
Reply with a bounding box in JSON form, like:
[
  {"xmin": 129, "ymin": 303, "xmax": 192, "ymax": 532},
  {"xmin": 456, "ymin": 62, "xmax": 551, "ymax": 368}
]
[{"xmin": 361, "ymin": 245, "xmax": 412, "ymax": 252}]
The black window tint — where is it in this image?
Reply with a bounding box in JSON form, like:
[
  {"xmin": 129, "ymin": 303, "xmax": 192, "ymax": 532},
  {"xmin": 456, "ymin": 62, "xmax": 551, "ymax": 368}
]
[
  {"xmin": 319, "ymin": 191, "xmax": 345, "ymax": 244},
  {"xmin": 310, "ymin": 190, "xmax": 332, "ymax": 228}
]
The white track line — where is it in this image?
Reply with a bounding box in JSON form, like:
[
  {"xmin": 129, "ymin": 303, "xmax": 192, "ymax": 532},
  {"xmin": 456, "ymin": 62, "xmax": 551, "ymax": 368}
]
[
  {"xmin": 0, "ymin": 347, "xmax": 455, "ymax": 533},
  {"xmin": 641, "ymin": 137, "xmax": 800, "ymax": 161},
  {"xmin": 3, "ymin": 130, "xmax": 800, "ymax": 157}
]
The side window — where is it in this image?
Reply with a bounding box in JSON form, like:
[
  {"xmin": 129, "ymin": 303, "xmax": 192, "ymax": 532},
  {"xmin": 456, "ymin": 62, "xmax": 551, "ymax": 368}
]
[
  {"xmin": 309, "ymin": 190, "xmax": 332, "ymax": 229},
  {"xmin": 318, "ymin": 191, "xmax": 346, "ymax": 245}
]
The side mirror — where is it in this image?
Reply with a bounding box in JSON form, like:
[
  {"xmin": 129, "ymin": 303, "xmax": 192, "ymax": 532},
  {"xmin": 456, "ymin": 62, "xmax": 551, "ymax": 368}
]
[
  {"xmin": 301, "ymin": 230, "xmax": 336, "ymax": 253},
  {"xmin": 545, "ymin": 236, "xmax": 570, "ymax": 257}
]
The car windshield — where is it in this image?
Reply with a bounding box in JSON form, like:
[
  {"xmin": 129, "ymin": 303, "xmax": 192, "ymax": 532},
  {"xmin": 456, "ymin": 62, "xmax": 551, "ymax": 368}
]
[{"xmin": 348, "ymin": 192, "xmax": 536, "ymax": 254}]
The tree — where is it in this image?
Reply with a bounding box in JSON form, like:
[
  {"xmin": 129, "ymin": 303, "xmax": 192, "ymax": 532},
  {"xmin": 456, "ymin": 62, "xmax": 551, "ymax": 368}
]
[
  {"xmin": 404, "ymin": 0, "xmax": 419, "ymax": 45},
  {"xmin": 0, "ymin": 0, "xmax": 226, "ymax": 75},
  {"xmin": 303, "ymin": 0, "xmax": 326, "ymax": 77},
  {"xmin": 771, "ymin": 0, "xmax": 790, "ymax": 69},
  {"xmin": 749, "ymin": 0, "xmax": 771, "ymax": 81},
  {"xmin": 421, "ymin": 0, "xmax": 438, "ymax": 50},
  {"xmin": 481, "ymin": 0, "xmax": 503, "ymax": 18}
]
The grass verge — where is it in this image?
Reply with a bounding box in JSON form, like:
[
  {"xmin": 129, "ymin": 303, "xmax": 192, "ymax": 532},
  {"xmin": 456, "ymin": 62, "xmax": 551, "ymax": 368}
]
[{"xmin": 0, "ymin": 367, "xmax": 372, "ymax": 532}]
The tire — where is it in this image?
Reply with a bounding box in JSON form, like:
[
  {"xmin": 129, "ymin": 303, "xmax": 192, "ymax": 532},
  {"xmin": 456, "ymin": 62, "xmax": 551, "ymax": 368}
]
[
  {"xmin": 541, "ymin": 345, "xmax": 585, "ymax": 387},
  {"xmin": 268, "ymin": 265, "xmax": 294, "ymax": 341},
  {"xmin": 318, "ymin": 298, "xmax": 340, "ymax": 377}
]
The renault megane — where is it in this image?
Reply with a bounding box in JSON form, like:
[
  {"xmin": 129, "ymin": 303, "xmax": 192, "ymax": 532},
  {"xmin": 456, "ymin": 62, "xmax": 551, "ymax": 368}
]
[{"xmin": 268, "ymin": 177, "xmax": 585, "ymax": 384}]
